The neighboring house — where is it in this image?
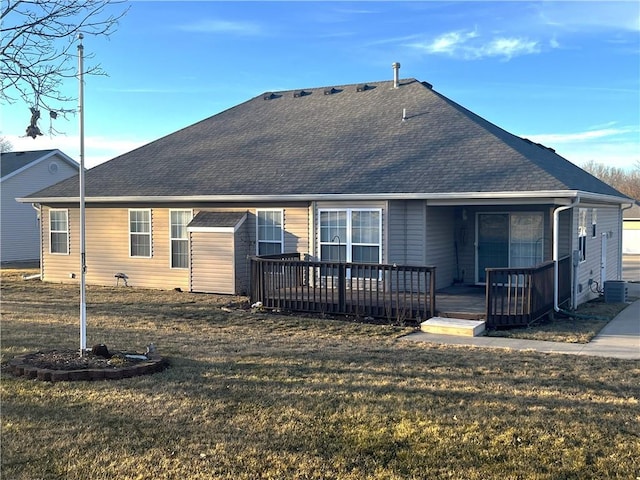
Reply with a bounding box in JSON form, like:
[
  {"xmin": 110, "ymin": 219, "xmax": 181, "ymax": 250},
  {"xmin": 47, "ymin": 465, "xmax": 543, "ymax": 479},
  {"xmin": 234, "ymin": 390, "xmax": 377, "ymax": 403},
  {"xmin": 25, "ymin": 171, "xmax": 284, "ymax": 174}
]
[
  {"xmin": 20, "ymin": 73, "xmax": 633, "ymax": 312},
  {"xmin": 623, "ymin": 203, "xmax": 640, "ymax": 254},
  {"xmin": 2, "ymin": 149, "xmax": 78, "ymax": 263}
]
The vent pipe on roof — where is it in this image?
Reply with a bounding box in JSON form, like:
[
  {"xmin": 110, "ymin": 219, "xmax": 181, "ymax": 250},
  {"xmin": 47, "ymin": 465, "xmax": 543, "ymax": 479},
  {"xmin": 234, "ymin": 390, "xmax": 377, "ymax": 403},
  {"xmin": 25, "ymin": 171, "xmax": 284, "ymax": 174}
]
[{"xmin": 392, "ymin": 62, "xmax": 401, "ymax": 88}]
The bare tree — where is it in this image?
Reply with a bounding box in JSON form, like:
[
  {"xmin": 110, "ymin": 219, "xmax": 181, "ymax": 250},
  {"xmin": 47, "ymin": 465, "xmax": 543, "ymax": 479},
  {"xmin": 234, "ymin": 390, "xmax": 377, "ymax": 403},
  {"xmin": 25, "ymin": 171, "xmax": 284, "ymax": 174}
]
[
  {"xmin": 0, "ymin": 136, "xmax": 13, "ymax": 152},
  {"xmin": 1, "ymin": 0, "xmax": 128, "ymax": 137},
  {"xmin": 582, "ymin": 160, "xmax": 640, "ymax": 201}
]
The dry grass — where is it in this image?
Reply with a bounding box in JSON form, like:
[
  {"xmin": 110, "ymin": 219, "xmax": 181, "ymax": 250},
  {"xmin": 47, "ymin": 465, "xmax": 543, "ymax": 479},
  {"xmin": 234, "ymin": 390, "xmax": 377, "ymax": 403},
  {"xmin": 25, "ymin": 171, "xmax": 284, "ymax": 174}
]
[
  {"xmin": 485, "ymin": 298, "xmax": 634, "ymax": 343},
  {"xmin": 2, "ymin": 267, "xmax": 639, "ymax": 479}
]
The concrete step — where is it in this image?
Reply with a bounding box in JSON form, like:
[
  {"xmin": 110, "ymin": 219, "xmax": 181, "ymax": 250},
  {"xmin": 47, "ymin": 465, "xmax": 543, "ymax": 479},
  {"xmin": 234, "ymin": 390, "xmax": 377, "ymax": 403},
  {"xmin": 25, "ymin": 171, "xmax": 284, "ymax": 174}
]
[{"xmin": 421, "ymin": 317, "xmax": 486, "ymax": 337}]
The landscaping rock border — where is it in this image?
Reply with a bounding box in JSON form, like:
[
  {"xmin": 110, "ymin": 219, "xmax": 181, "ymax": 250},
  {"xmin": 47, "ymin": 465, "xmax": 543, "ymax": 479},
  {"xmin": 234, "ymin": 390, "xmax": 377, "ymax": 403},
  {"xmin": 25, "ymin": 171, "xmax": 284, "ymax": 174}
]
[{"xmin": 8, "ymin": 353, "xmax": 169, "ymax": 382}]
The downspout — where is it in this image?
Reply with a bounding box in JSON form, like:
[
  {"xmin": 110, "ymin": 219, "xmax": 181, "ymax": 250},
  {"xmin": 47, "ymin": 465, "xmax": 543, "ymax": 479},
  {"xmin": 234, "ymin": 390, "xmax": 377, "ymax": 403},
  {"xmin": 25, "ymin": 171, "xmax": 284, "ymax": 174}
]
[{"xmin": 553, "ymin": 195, "xmax": 580, "ymax": 312}]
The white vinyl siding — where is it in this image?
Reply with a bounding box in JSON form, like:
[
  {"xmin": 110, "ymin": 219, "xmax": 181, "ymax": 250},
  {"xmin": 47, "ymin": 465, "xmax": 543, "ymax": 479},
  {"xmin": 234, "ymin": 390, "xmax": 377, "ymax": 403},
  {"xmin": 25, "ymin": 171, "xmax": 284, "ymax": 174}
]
[
  {"xmin": 170, "ymin": 210, "xmax": 192, "ymax": 268},
  {"xmin": 129, "ymin": 209, "xmax": 151, "ymax": 258},
  {"xmin": 256, "ymin": 209, "xmax": 283, "ymax": 255},
  {"xmin": 49, "ymin": 209, "xmax": 69, "ymax": 254}
]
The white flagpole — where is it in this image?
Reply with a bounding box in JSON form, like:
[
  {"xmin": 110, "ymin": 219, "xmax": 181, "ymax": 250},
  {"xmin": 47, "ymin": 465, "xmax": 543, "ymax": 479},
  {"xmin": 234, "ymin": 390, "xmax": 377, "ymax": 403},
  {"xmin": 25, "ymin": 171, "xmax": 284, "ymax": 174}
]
[{"xmin": 78, "ymin": 33, "xmax": 87, "ymax": 355}]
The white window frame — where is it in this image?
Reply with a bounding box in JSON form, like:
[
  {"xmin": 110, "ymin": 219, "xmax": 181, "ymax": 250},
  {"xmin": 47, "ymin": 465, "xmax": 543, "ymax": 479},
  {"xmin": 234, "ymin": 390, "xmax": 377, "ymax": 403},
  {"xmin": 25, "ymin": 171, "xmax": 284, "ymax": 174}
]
[
  {"xmin": 318, "ymin": 208, "xmax": 382, "ymax": 264},
  {"xmin": 169, "ymin": 209, "xmax": 192, "ymax": 269},
  {"xmin": 256, "ymin": 209, "xmax": 284, "ymax": 256},
  {"xmin": 49, "ymin": 208, "xmax": 69, "ymax": 255},
  {"xmin": 591, "ymin": 208, "xmax": 597, "ymax": 238},
  {"xmin": 129, "ymin": 209, "xmax": 152, "ymax": 258},
  {"xmin": 578, "ymin": 208, "xmax": 587, "ymax": 263}
]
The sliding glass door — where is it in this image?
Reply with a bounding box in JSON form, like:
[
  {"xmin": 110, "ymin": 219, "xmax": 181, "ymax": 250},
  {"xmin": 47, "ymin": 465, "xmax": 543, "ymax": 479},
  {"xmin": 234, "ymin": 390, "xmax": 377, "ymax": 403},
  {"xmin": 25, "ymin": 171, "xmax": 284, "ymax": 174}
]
[{"xmin": 476, "ymin": 213, "xmax": 544, "ymax": 283}]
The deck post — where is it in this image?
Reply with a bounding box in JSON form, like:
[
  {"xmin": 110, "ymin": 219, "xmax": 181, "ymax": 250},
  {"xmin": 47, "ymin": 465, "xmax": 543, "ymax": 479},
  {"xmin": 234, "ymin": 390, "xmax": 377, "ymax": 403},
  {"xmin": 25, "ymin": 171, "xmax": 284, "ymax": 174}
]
[{"xmin": 338, "ymin": 263, "xmax": 346, "ymax": 313}]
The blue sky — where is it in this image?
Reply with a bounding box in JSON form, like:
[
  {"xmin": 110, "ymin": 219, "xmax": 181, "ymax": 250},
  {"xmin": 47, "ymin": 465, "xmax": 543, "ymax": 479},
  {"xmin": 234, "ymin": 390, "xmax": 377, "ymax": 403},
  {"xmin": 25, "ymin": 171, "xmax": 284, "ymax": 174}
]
[{"xmin": 3, "ymin": 1, "xmax": 639, "ymax": 170}]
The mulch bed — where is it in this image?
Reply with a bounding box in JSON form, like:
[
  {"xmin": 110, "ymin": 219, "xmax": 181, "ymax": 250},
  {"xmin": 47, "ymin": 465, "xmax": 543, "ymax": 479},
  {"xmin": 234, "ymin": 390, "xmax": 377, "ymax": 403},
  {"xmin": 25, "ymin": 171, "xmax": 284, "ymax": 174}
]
[{"xmin": 8, "ymin": 349, "xmax": 168, "ymax": 382}]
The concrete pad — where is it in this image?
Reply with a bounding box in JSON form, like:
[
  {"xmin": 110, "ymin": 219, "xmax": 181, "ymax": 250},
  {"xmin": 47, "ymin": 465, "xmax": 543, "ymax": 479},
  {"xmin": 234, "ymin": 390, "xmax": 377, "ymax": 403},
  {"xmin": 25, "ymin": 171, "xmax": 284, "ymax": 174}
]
[
  {"xmin": 403, "ymin": 299, "xmax": 640, "ymax": 360},
  {"xmin": 421, "ymin": 317, "xmax": 485, "ymax": 337}
]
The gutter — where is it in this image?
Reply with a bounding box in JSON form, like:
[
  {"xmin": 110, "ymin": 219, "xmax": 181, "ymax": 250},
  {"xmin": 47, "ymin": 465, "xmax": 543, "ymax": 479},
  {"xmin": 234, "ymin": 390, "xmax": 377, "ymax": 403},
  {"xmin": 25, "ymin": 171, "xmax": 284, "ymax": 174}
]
[
  {"xmin": 553, "ymin": 195, "xmax": 581, "ymax": 312},
  {"xmin": 16, "ymin": 190, "xmax": 631, "ymax": 206}
]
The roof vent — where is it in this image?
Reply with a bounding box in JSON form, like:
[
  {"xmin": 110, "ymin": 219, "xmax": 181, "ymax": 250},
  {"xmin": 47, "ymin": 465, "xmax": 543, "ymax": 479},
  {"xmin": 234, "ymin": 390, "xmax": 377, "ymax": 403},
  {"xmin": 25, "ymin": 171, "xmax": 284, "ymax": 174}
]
[
  {"xmin": 293, "ymin": 90, "xmax": 309, "ymax": 98},
  {"xmin": 421, "ymin": 81, "xmax": 433, "ymax": 89},
  {"xmin": 263, "ymin": 92, "xmax": 277, "ymax": 100},
  {"xmin": 356, "ymin": 84, "xmax": 370, "ymax": 92},
  {"xmin": 324, "ymin": 87, "xmax": 339, "ymax": 95},
  {"xmin": 392, "ymin": 62, "xmax": 400, "ymax": 88}
]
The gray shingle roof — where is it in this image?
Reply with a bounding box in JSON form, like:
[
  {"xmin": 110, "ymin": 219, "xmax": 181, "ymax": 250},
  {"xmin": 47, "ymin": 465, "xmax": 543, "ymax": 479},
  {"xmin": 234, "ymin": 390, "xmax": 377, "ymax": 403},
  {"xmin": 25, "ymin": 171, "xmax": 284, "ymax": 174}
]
[
  {"xmin": 1, "ymin": 150, "xmax": 57, "ymax": 178},
  {"xmin": 28, "ymin": 79, "xmax": 627, "ymax": 200},
  {"xmin": 188, "ymin": 211, "xmax": 247, "ymax": 229}
]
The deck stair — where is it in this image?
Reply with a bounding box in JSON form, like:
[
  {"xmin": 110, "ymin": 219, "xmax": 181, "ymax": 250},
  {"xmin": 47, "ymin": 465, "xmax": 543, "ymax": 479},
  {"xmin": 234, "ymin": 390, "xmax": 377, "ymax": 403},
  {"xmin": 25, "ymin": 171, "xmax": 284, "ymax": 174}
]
[{"xmin": 420, "ymin": 317, "xmax": 486, "ymax": 337}]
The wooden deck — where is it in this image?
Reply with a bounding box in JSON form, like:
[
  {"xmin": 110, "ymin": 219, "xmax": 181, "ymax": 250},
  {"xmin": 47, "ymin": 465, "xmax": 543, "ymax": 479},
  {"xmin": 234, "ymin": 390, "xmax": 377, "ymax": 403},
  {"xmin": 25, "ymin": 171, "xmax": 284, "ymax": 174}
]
[
  {"xmin": 435, "ymin": 285, "xmax": 486, "ymax": 320},
  {"xmin": 250, "ymin": 255, "xmax": 572, "ymax": 328}
]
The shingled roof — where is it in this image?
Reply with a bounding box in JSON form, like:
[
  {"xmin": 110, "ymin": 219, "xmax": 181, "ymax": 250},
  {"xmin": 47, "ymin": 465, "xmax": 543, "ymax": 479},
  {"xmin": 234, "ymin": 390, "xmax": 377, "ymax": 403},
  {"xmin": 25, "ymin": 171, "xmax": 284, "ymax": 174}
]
[
  {"xmin": 2, "ymin": 149, "xmax": 77, "ymax": 180},
  {"xmin": 27, "ymin": 78, "xmax": 627, "ymax": 201}
]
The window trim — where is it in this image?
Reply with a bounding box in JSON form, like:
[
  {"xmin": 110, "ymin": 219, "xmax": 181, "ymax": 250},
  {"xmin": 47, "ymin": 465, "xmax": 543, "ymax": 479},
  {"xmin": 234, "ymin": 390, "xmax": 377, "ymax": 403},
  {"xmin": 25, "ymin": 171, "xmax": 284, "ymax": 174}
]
[
  {"xmin": 49, "ymin": 208, "xmax": 69, "ymax": 255},
  {"xmin": 129, "ymin": 208, "xmax": 152, "ymax": 258},
  {"xmin": 591, "ymin": 208, "xmax": 597, "ymax": 238},
  {"xmin": 578, "ymin": 208, "xmax": 587, "ymax": 263},
  {"xmin": 169, "ymin": 209, "xmax": 192, "ymax": 269},
  {"xmin": 256, "ymin": 209, "xmax": 284, "ymax": 256},
  {"xmin": 318, "ymin": 208, "xmax": 383, "ymax": 264}
]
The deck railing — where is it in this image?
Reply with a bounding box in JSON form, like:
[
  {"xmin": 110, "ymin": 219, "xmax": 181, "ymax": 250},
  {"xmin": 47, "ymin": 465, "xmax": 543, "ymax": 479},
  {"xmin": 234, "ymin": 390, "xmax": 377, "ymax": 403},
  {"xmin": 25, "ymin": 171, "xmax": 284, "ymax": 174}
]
[
  {"xmin": 250, "ymin": 254, "xmax": 436, "ymax": 322},
  {"xmin": 485, "ymin": 255, "xmax": 572, "ymax": 327}
]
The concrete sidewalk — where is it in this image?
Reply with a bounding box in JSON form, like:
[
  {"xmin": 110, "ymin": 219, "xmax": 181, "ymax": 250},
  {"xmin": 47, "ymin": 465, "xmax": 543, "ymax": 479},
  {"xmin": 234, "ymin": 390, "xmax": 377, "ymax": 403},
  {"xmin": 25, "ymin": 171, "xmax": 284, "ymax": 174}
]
[{"xmin": 401, "ymin": 284, "xmax": 640, "ymax": 360}]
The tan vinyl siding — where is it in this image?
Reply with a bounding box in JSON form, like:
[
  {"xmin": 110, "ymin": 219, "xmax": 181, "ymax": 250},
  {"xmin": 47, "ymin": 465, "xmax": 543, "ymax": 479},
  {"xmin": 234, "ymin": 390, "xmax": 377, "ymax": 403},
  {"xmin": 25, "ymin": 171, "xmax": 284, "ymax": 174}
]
[
  {"xmin": 42, "ymin": 205, "xmax": 79, "ymax": 282},
  {"xmin": 190, "ymin": 231, "xmax": 235, "ymax": 294},
  {"xmin": 41, "ymin": 206, "xmax": 189, "ymax": 290},
  {"xmin": 283, "ymin": 207, "xmax": 310, "ymax": 255},
  {"xmin": 425, "ymin": 206, "xmax": 456, "ymax": 289}
]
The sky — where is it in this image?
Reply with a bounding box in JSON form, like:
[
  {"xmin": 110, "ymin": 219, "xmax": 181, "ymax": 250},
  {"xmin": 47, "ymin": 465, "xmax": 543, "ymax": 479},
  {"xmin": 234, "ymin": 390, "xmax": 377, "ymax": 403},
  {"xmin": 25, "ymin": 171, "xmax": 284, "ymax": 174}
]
[{"xmin": 2, "ymin": 1, "xmax": 639, "ymax": 170}]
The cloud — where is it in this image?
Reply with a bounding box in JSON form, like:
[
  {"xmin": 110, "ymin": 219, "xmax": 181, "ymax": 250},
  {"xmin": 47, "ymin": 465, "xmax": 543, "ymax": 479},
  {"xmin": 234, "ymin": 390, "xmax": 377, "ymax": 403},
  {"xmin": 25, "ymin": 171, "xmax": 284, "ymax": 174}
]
[
  {"xmin": 523, "ymin": 126, "xmax": 637, "ymax": 144},
  {"xmin": 5, "ymin": 134, "xmax": 149, "ymax": 169},
  {"xmin": 522, "ymin": 126, "xmax": 640, "ymax": 170},
  {"xmin": 176, "ymin": 19, "xmax": 262, "ymax": 36},
  {"xmin": 408, "ymin": 29, "xmax": 541, "ymax": 60}
]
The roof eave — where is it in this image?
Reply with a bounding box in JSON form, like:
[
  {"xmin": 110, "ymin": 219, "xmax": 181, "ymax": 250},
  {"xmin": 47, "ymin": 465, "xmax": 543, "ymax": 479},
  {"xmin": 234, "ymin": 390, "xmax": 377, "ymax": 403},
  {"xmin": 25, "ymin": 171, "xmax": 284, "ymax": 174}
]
[{"xmin": 17, "ymin": 190, "xmax": 632, "ymax": 206}]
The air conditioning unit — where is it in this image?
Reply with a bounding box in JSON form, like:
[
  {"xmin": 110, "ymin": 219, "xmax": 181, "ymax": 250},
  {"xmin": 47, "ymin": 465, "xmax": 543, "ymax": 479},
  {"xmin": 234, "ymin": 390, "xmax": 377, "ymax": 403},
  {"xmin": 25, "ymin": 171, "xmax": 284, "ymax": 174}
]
[{"xmin": 604, "ymin": 281, "xmax": 627, "ymax": 303}]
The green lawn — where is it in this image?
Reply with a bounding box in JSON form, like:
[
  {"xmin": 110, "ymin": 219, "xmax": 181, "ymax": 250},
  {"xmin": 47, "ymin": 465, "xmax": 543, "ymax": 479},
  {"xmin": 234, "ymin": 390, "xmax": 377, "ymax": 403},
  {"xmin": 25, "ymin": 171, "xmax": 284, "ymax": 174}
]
[{"xmin": 1, "ymin": 268, "xmax": 639, "ymax": 479}]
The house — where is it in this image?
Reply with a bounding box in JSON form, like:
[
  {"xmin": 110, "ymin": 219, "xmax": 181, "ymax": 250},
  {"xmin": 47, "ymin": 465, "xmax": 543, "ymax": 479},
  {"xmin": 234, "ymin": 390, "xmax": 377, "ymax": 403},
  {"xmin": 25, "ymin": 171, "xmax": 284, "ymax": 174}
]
[
  {"xmin": 2, "ymin": 149, "xmax": 78, "ymax": 263},
  {"xmin": 20, "ymin": 68, "xmax": 633, "ymax": 316},
  {"xmin": 623, "ymin": 204, "xmax": 640, "ymax": 255}
]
